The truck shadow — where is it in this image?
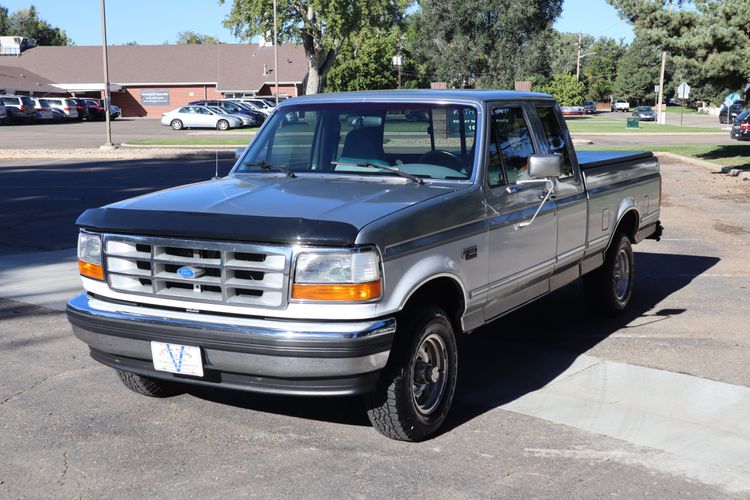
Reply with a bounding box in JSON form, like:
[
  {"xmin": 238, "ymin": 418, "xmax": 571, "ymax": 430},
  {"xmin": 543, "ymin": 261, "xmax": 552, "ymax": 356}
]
[{"xmin": 189, "ymin": 251, "xmax": 719, "ymax": 433}]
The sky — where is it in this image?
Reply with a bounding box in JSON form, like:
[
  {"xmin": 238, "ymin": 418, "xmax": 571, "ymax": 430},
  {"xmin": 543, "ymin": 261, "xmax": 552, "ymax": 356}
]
[{"xmin": 0, "ymin": 0, "xmax": 635, "ymax": 46}]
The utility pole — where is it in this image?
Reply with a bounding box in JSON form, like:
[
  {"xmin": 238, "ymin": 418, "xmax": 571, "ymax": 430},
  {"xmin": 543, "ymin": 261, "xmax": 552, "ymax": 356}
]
[
  {"xmin": 100, "ymin": 0, "xmax": 113, "ymax": 148},
  {"xmin": 576, "ymin": 33, "xmax": 582, "ymax": 80},
  {"xmin": 273, "ymin": 0, "xmax": 279, "ymax": 105},
  {"xmin": 656, "ymin": 0, "xmax": 673, "ymax": 125}
]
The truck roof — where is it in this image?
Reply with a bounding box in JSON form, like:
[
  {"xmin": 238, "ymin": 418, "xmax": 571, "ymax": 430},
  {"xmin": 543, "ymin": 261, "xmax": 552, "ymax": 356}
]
[{"xmin": 286, "ymin": 89, "xmax": 555, "ymax": 105}]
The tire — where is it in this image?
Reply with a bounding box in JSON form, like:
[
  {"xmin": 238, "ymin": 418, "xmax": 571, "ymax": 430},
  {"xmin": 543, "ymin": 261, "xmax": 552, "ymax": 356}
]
[
  {"xmin": 583, "ymin": 232, "xmax": 634, "ymax": 316},
  {"xmin": 170, "ymin": 119, "xmax": 183, "ymax": 130},
  {"xmin": 217, "ymin": 119, "xmax": 230, "ymax": 131},
  {"xmin": 116, "ymin": 369, "xmax": 183, "ymax": 398},
  {"xmin": 366, "ymin": 306, "xmax": 458, "ymax": 442}
]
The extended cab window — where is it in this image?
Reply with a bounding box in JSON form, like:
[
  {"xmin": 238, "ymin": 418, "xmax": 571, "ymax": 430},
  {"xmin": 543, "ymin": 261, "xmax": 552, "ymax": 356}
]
[
  {"xmin": 490, "ymin": 107, "xmax": 535, "ymax": 185},
  {"xmin": 536, "ymin": 106, "xmax": 574, "ymax": 177}
]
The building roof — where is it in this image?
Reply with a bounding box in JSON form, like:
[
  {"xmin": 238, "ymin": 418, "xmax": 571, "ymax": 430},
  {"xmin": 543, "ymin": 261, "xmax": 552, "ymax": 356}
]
[
  {"xmin": 0, "ymin": 64, "xmax": 63, "ymax": 93},
  {"xmin": 9, "ymin": 43, "xmax": 307, "ymax": 92}
]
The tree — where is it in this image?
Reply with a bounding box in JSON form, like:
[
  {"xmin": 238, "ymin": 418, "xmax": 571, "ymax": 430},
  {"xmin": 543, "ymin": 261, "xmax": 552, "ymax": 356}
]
[
  {"xmin": 539, "ymin": 73, "xmax": 585, "ymax": 106},
  {"xmin": 611, "ymin": 38, "xmax": 663, "ymax": 103},
  {"xmin": 549, "ymin": 32, "xmax": 593, "ymax": 77},
  {"xmin": 7, "ymin": 6, "xmax": 71, "ymax": 45},
  {"xmin": 411, "ymin": 0, "xmax": 562, "ymax": 89},
  {"xmin": 176, "ymin": 31, "xmax": 220, "ymax": 44},
  {"xmin": 222, "ymin": 0, "xmax": 405, "ymax": 95},
  {"xmin": 607, "ymin": 0, "xmax": 750, "ymax": 99},
  {"xmin": 0, "ymin": 6, "xmax": 10, "ymax": 36},
  {"xmin": 582, "ymin": 37, "xmax": 627, "ymax": 102}
]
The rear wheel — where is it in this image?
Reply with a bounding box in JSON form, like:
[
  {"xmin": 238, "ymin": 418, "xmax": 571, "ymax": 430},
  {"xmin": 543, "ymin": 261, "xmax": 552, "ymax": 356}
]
[
  {"xmin": 217, "ymin": 119, "xmax": 230, "ymax": 131},
  {"xmin": 116, "ymin": 369, "xmax": 183, "ymax": 398},
  {"xmin": 170, "ymin": 119, "xmax": 183, "ymax": 130},
  {"xmin": 583, "ymin": 232, "xmax": 634, "ymax": 315},
  {"xmin": 366, "ymin": 306, "xmax": 458, "ymax": 442}
]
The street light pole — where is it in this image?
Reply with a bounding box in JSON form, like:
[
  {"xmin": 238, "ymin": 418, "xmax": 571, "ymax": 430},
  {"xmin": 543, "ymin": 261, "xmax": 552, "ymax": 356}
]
[
  {"xmin": 273, "ymin": 0, "xmax": 279, "ymax": 105},
  {"xmin": 656, "ymin": 0, "xmax": 673, "ymax": 125},
  {"xmin": 100, "ymin": 0, "xmax": 113, "ymax": 148}
]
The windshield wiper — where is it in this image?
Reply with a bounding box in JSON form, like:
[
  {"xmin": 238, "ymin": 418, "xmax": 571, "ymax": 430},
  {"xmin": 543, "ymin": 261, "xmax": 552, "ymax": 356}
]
[
  {"xmin": 242, "ymin": 160, "xmax": 297, "ymax": 178},
  {"xmin": 331, "ymin": 161, "xmax": 424, "ymax": 185}
]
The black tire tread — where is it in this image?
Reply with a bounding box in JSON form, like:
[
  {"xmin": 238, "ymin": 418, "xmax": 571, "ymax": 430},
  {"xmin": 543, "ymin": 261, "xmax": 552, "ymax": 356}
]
[
  {"xmin": 366, "ymin": 307, "xmax": 457, "ymax": 442},
  {"xmin": 116, "ymin": 369, "xmax": 182, "ymax": 398},
  {"xmin": 583, "ymin": 232, "xmax": 634, "ymax": 316}
]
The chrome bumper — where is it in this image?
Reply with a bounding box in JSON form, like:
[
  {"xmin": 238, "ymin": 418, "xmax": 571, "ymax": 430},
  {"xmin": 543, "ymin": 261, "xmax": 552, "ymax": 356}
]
[{"xmin": 66, "ymin": 293, "xmax": 396, "ymax": 396}]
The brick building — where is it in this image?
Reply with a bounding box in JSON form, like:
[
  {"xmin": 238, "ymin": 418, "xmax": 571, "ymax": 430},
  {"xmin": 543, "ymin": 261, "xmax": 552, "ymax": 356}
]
[{"xmin": 1, "ymin": 43, "xmax": 307, "ymax": 117}]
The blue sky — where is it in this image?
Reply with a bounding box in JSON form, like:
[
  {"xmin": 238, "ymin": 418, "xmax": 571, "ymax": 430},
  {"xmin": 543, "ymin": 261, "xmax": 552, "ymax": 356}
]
[{"xmin": 0, "ymin": 0, "xmax": 634, "ymax": 46}]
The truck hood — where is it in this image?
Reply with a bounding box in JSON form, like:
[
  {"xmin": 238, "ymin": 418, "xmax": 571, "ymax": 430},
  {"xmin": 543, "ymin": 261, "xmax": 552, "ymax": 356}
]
[{"xmin": 77, "ymin": 174, "xmax": 458, "ymax": 246}]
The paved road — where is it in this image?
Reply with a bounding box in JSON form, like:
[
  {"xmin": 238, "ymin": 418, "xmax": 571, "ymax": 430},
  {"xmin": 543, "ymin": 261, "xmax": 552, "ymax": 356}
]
[{"xmin": 1, "ymin": 157, "xmax": 749, "ymax": 498}]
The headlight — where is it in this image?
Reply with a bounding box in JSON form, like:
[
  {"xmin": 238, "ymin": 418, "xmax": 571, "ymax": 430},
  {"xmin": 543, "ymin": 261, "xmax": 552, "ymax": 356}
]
[
  {"xmin": 292, "ymin": 250, "xmax": 381, "ymax": 302},
  {"xmin": 77, "ymin": 232, "xmax": 104, "ymax": 280}
]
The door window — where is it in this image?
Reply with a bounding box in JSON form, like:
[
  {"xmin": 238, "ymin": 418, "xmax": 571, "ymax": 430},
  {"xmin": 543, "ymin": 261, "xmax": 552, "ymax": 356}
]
[
  {"xmin": 490, "ymin": 107, "xmax": 535, "ymax": 185},
  {"xmin": 536, "ymin": 106, "xmax": 574, "ymax": 178}
]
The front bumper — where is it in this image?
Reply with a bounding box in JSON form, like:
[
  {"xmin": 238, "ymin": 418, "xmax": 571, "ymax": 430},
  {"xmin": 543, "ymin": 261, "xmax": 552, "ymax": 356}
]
[{"xmin": 66, "ymin": 293, "xmax": 395, "ymax": 396}]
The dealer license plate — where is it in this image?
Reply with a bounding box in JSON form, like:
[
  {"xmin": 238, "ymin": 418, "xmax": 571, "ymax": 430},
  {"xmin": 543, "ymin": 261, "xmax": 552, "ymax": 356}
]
[{"xmin": 151, "ymin": 341, "xmax": 204, "ymax": 377}]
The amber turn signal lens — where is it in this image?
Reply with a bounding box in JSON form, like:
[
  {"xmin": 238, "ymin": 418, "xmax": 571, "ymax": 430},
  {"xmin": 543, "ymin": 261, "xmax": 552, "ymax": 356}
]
[
  {"xmin": 291, "ymin": 280, "xmax": 382, "ymax": 302},
  {"xmin": 78, "ymin": 260, "xmax": 104, "ymax": 281}
]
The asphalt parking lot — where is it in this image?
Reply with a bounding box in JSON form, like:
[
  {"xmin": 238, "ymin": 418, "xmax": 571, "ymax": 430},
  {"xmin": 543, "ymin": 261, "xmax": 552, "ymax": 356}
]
[{"xmin": 1, "ymin": 155, "xmax": 749, "ymax": 497}]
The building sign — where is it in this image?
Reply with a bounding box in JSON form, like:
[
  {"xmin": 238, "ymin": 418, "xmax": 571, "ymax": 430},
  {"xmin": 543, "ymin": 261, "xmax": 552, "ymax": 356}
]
[{"xmin": 140, "ymin": 89, "xmax": 170, "ymax": 106}]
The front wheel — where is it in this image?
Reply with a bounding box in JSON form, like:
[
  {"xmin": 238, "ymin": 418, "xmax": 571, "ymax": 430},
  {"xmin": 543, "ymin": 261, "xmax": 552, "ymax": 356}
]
[
  {"xmin": 217, "ymin": 119, "xmax": 230, "ymax": 131},
  {"xmin": 116, "ymin": 369, "xmax": 184, "ymax": 398},
  {"xmin": 366, "ymin": 306, "xmax": 458, "ymax": 442},
  {"xmin": 583, "ymin": 233, "xmax": 634, "ymax": 315},
  {"xmin": 170, "ymin": 119, "xmax": 183, "ymax": 130}
]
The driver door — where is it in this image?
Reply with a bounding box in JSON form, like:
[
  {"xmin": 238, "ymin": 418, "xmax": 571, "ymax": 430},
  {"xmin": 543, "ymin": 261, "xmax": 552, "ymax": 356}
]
[{"xmin": 483, "ymin": 104, "xmax": 557, "ymax": 320}]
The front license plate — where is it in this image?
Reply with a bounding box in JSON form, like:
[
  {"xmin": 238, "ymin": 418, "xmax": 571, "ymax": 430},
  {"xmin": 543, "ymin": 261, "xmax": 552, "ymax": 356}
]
[{"xmin": 151, "ymin": 341, "xmax": 204, "ymax": 377}]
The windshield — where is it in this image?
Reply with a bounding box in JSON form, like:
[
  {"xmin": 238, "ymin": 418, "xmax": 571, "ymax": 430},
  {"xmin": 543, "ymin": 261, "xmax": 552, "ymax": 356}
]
[
  {"xmin": 236, "ymin": 102, "xmax": 478, "ymax": 181},
  {"xmin": 637, "ymin": 106, "xmax": 652, "ymax": 111}
]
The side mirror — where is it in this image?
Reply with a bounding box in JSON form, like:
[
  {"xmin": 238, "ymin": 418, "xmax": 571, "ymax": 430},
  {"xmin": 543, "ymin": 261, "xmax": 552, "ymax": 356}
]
[
  {"xmin": 528, "ymin": 154, "xmax": 563, "ymax": 179},
  {"xmin": 235, "ymin": 147, "xmax": 245, "ymax": 160}
]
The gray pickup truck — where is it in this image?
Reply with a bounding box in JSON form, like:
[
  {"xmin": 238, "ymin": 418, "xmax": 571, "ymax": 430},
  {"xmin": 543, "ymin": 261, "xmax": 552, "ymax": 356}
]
[{"xmin": 67, "ymin": 90, "xmax": 662, "ymax": 441}]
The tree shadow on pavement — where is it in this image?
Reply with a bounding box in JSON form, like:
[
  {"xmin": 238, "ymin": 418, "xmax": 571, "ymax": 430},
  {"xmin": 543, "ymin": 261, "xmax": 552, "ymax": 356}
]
[{"xmin": 188, "ymin": 251, "xmax": 720, "ymax": 433}]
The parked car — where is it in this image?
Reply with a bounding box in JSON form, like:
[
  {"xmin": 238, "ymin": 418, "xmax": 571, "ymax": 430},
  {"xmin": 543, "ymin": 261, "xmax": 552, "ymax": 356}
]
[
  {"xmin": 228, "ymin": 97, "xmax": 275, "ymax": 113},
  {"xmin": 561, "ymin": 105, "xmax": 585, "ymax": 116},
  {"xmin": 44, "ymin": 97, "xmax": 79, "ymax": 120},
  {"xmin": 611, "ymin": 99, "xmax": 630, "ymax": 112},
  {"xmin": 719, "ymin": 101, "xmax": 745, "ymax": 124},
  {"xmin": 632, "ymin": 106, "xmax": 657, "ymax": 121},
  {"xmin": 225, "ymin": 98, "xmax": 272, "ymax": 116},
  {"xmin": 69, "ymin": 90, "xmax": 663, "ymax": 442},
  {"xmin": 1, "ymin": 94, "xmax": 36, "ymax": 124},
  {"xmin": 730, "ymin": 110, "xmax": 750, "ymax": 141},
  {"xmin": 160, "ymin": 105, "xmax": 242, "ymax": 130},
  {"xmin": 70, "ymin": 98, "xmax": 88, "ymax": 120},
  {"xmin": 189, "ymin": 100, "xmax": 262, "ymax": 126},
  {"xmin": 109, "ymin": 103, "xmax": 121, "ymax": 120},
  {"xmin": 31, "ymin": 98, "xmax": 55, "ymax": 122},
  {"xmin": 0, "ymin": 99, "xmax": 6, "ymax": 123},
  {"xmin": 83, "ymin": 99, "xmax": 121, "ymax": 120},
  {"xmin": 583, "ymin": 100, "xmax": 596, "ymax": 114},
  {"xmin": 205, "ymin": 105, "xmax": 256, "ymax": 127}
]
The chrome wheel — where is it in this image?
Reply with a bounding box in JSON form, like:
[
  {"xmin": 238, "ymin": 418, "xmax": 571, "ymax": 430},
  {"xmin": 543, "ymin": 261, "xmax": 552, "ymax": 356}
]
[
  {"xmin": 412, "ymin": 332, "xmax": 448, "ymax": 416},
  {"xmin": 217, "ymin": 119, "xmax": 229, "ymax": 131},
  {"xmin": 613, "ymin": 248, "xmax": 631, "ymax": 302}
]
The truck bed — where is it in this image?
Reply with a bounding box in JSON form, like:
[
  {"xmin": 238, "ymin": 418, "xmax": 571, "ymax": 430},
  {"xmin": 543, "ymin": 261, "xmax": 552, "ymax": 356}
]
[{"xmin": 576, "ymin": 150, "xmax": 654, "ymax": 170}]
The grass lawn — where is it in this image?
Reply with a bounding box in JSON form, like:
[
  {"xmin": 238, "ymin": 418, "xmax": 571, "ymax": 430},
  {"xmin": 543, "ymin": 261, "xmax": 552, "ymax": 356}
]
[
  {"xmin": 566, "ymin": 120, "xmax": 721, "ymax": 133},
  {"xmin": 128, "ymin": 137, "xmax": 255, "ymax": 146},
  {"xmin": 577, "ymin": 144, "xmax": 750, "ymax": 170}
]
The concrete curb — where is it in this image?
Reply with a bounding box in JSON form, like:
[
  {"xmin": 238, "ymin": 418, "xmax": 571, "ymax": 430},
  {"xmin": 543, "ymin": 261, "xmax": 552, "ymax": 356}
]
[
  {"xmin": 0, "ymin": 147, "xmax": 236, "ymax": 161},
  {"xmin": 120, "ymin": 143, "xmax": 245, "ymax": 150},
  {"xmin": 572, "ymin": 132, "xmax": 727, "ymax": 137},
  {"xmin": 654, "ymin": 152, "xmax": 750, "ymax": 181}
]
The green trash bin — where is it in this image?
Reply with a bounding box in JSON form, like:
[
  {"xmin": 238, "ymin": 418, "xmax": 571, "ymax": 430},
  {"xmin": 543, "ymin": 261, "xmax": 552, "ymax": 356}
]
[{"xmin": 626, "ymin": 117, "xmax": 640, "ymax": 128}]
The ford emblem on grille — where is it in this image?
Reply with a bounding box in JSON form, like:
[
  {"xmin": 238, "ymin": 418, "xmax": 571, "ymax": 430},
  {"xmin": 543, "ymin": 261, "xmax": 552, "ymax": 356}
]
[{"xmin": 177, "ymin": 266, "xmax": 205, "ymax": 279}]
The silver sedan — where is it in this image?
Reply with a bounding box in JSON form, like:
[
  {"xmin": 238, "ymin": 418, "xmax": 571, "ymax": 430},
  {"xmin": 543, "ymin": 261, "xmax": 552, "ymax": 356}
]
[{"xmin": 160, "ymin": 105, "xmax": 243, "ymax": 130}]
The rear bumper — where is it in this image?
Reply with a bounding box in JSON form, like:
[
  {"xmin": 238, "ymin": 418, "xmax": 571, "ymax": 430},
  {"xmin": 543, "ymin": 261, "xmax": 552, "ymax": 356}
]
[{"xmin": 66, "ymin": 293, "xmax": 395, "ymax": 396}]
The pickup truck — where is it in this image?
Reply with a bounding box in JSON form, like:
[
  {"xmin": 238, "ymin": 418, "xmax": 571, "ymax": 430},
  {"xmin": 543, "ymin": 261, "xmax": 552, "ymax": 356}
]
[
  {"xmin": 611, "ymin": 99, "xmax": 631, "ymax": 112},
  {"xmin": 67, "ymin": 90, "xmax": 662, "ymax": 442}
]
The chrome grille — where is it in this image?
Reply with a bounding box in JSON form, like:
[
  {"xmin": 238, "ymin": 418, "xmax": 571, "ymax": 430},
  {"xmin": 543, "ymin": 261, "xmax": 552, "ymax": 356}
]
[{"xmin": 102, "ymin": 234, "xmax": 292, "ymax": 309}]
